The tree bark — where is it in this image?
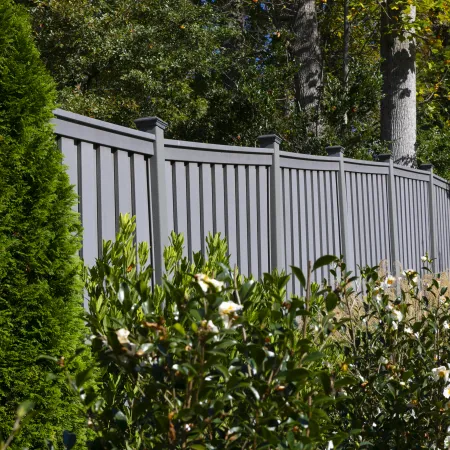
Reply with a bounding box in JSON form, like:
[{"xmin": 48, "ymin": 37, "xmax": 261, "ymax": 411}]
[
  {"xmin": 343, "ymin": 0, "xmax": 350, "ymax": 124},
  {"xmin": 291, "ymin": 0, "xmax": 323, "ymax": 136},
  {"xmin": 380, "ymin": 0, "xmax": 416, "ymax": 166}
]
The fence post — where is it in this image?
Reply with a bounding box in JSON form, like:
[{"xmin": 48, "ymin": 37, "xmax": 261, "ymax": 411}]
[
  {"xmin": 420, "ymin": 163, "xmax": 437, "ymax": 272},
  {"xmin": 376, "ymin": 154, "xmax": 400, "ymax": 276},
  {"xmin": 134, "ymin": 116, "xmax": 168, "ymax": 284},
  {"xmin": 326, "ymin": 146, "xmax": 353, "ymax": 270},
  {"xmin": 258, "ymin": 134, "xmax": 284, "ymax": 271}
]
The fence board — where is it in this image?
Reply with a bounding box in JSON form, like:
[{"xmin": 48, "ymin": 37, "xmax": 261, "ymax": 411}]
[
  {"xmin": 79, "ymin": 142, "xmax": 98, "ymax": 266},
  {"xmin": 237, "ymin": 165, "xmax": 248, "ymax": 274},
  {"xmin": 258, "ymin": 166, "xmax": 270, "ymax": 277},
  {"xmin": 214, "ymin": 165, "xmax": 226, "ymax": 236},
  {"xmin": 187, "ymin": 163, "xmax": 202, "ymax": 256},
  {"xmin": 248, "ymin": 165, "xmax": 259, "ymax": 278},
  {"xmin": 59, "ymin": 137, "xmax": 79, "ymax": 213},
  {"xmin": 225, "ymin": 165, "xmax": 238, "ymax": 269},
  {"xmin": 291, "ymin": 169, "xmax": 300, "ymax": 294},
  {"xmin": 174, "ymin": 162, "xmax": 188, "ymax": 257},
  {"xmin": 98, "ymin": 146, "xmax": 116, "ymax": 245},
  {"xmin": 166, "ymin": 161, "xmax": 175, "ymax": 236},
  {"xmin": 283, "ymin": 168, "xmax": 292, "ymax": 286}
]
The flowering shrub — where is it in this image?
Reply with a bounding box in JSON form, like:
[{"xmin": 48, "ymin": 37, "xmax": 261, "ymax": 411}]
[
  {"xmin": 74, "ymin": 215, "xmax": 354, "ymax": 449},
  {"xmin": 327, "ymin": 258, "xmax": 450, "ymax": 449},
  {"xmin": 60, "ymin": 215, "xmax": 450, "ymax": 449}
]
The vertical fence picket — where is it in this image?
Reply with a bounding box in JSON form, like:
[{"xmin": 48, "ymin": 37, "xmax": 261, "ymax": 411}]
[
  {"xmin": 376, "ymin": 155, "xmax": 399, "ymax": 276},
  {"xmin": 420, "ymin": 164, "xmax": 437, "ymax": 272}
]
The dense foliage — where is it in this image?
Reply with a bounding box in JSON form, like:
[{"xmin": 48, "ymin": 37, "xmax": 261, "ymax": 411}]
[
  {"xmin": 52, "ymin": 215, "xmax": 450, "ymax": 449},
  {"xmin": 0, "ymin": 0, "xmax": 88, "ymax": 446},
  {"xmin": 17, "ymin": 0, "xmax": 450, "ymax": 169}
]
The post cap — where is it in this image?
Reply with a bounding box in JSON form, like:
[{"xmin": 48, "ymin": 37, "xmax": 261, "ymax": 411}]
[
  {"xmin": 375, "ymin": 154, "xmax": 393, "ymax": 162},
  {"xmin": 257, "ymin": 134, "xmax": 282, "ymax": 148},
  {"xmin": 419, "ymin": 163, "xmax": 433, "ymax": 171},
  {"xmin": 134, "ymin": 116, "xmax": 168, "ymax": 132},
  {"xmin": 326, "ymin": 146, "xmax": 345, "ymax": 157}
]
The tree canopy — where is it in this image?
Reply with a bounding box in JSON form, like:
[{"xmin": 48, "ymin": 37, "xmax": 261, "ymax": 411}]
[{"xmin": 20, "ymin": 0, "xmax": 450, "ymax": 172}]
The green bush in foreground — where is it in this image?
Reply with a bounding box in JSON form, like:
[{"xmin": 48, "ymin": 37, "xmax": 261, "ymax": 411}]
[
  {"xmin": 0, "ymin": 0, "xmax": 88, "ymax": 447},
  {"xmin": 63, "ymin": 214, "xmax": 450, "ymax": 449},
  {"xmin": 75, "ymin": 215, "xmax": 346, "ymax": 449}
]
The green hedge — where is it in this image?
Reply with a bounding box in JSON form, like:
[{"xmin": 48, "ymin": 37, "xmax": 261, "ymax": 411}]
[{"xmin": 0, "ymin": 0, "xmax": 89, "ymax": 447}]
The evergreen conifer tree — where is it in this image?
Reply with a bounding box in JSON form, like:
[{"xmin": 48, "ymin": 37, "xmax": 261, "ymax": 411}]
[{"xmin": 0, "ymin": 0, "xmax": 87, "ymax": 446}]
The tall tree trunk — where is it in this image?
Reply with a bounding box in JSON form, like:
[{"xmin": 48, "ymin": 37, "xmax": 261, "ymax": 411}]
[
  {"xmin": 343, "ymin": 0, "xmax": 350, "ymax": 124},
  {"xmin": 380, "ymin": 0, "xmax": 416, "ymax": 166},
  {"xmin": 291, "ymin": 0, "xmax": 323, "ymax": 136}
]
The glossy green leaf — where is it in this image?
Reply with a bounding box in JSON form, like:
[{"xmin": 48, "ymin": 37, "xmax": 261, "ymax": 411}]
[{"xmin": 312, "ymin": 255, "xmax": 337, "ymax": 271}]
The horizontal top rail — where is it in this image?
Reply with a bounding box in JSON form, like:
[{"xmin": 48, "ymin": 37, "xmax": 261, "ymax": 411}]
[
  {"xmin": 165, "ymin": 139, "xmax": 273, "ymax": 165},
  {"xmin": 434, "ymin": 177, "xmax": 450, "ymax": 190},
  {"xmin": 280, "ymin": 151, "xmax": 342, "ymax": 163},
  {"xmin": 393, "ymin": 164, "xmax": 431, "ymax": 176},
  {"xmin": 52, "ymin": 109, "xmax": 156, "ymax": 155},
  {"xmin": 165, "ymin": 139, "xmax": 273, "ymax": 155},
  {"xmin": 344, "ymin": 160, "xmax": 390, "ymax": 175},
  {"xmin": 394, "ymin": 166, "xmax": 430, "ymax": 182}
]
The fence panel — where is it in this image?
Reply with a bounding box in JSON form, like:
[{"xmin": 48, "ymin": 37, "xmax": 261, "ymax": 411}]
[
  {"xmin": 53, "ymin": 109, "xmax": 450, "ymax": 289},
  {"xmin": 394, "ymin": 175, "xmax": 430, "ymax": 272},
  {"xmin": 345, "ymin": 170, "xmax": 391, "ymax": 274},
  {"xmin": 280, "ymin": 153, "xmax": 342, "ymax": 292},
  {"xmin": 52, "ymin": 109, "xmax": 156, "ymax": 272},
  {"xmin": 164, "ymin": 141, "xmax": 272, "ymax": 278}
]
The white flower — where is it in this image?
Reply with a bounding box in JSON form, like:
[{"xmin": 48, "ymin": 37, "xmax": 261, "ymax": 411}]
[
  {"xmin": 218, "ymin": 300, "xmax": 243, "ymax": 328},
  {"xmin": 195, "ymin": 273, "xmax": 224, "ymax": 292},
  {"xmin": 443, "ymin": 384, "xmax": 450, "ymax": 399},
  {"xmin": 402, "ymin": 269, "xmax": 419, "ymax": 284},
  {"xmin": 421, "ymin": 255, "xmax": 427, "ymax": 262},
  {"xmin": 445, "ymin": 435, "xmax": 450, "ymax": 449},
  {"xmin": 392, "ymin": 320, "xmax": 398, "ymax": 330},
  {"xmin": 116, "ymin": 328, "xmax": 130, "ymax": 345},
  {"xmin": 405, "ymin": 326, "xmax": 414, "ymax": 334},
  {"xmin": 206, "ymin": 320, "xmax": 219, "ymax": 334},
  {"xmin": 219, "ymin": 300, "xmax": 243, "ymax": 315},
  {"xmin": 444, "ymin": 321, "xmax": 450, "ymax": 330},
  {"xmin": 381, "ymin": 275, "xmax": 396, "ymax": 290},
  {"xmin": 433, "ymin": 366, "xmax": 450, "ymax": 383},
  {"xmin": 391, "ymin": 309, "xmax": 403, "ymax": 322},
  {"xmin": 327, "ymin": 441, "xmax": 334, "ymax": 450},
  {"xmin": 184, "ymin": 424, "xmax": 192, "ymax": 432}
]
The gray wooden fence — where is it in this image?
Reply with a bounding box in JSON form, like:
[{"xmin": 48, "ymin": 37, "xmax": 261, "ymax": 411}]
[{"xmin": 52, "ymin": 109, "xmax": 450, "ymax": 294}]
